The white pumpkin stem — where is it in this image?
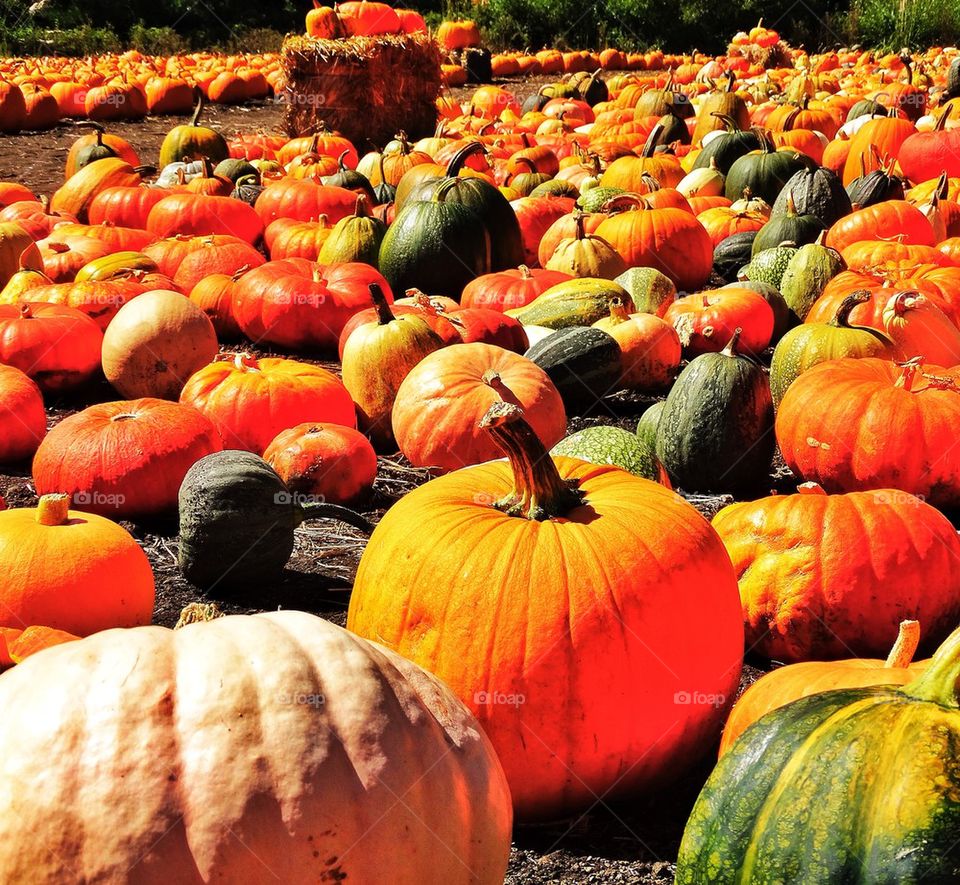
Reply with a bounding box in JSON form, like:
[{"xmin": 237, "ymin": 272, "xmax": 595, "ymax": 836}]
[{"xmin": 885, "ymin": 620, "xmax": 920, "ymax": 668}]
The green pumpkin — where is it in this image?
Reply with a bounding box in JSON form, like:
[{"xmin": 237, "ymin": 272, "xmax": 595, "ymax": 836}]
[
  {"xmin": 530, "ymin": 179, "xmax": 579, "ymax": 199},
  {"xmin": 613, "ymin": 267, "xmax": 677, "ymax": 315},
  {"xmin": 378, "ymin": 179, "xmax": 492, "ymax": 296},
  {"xmin": 771, "ymin": 166, "xmax": 851, "ymax": 226},
  {"xmin": 712, "ymin": 232, "xmax": 757, "ymax": 284},
  {"xmin": 525, "ymin": 326, "xmax": 622, "ymax": 412},
  {"xmin": 750, "ymin": 192, "xmax": 825, "ymax": 256},
  {"xmin": 576, "ymin": 185, "xmax": 625, "ymax": 213},
  {"xmin": 158, "ymin": 91, "xmax": 229, "ymax": 169},
  {"xmin": 635, "ymin": 84, "xmax": 692, "ymax": 118},
  {"xmin": 778, "ymin": 239, "xmax": 844, "ymax": 320},
  {"xmin": 507, "ymin": 277, "xmax": 632, "ymax": 328},
  {"xmin": 676, "ymin": 624, "xmax": 960, "ymax": 884},
  {"xmin": 769, "ymin": 291, "xmax": 891, "ymax": 407},
  {"xmin": 322, "ymin": 150, "xmax": 377, "ymax": 203},
  {"xmin": 652, "ymin": 108, "xmax": 692, "ymax": 147},
  {"xmin": 693, "ymin": 114, "xmax": 761, "ymax": 174},
  {"xmin": 509, "ymin": 171, "xmax": 553, "ymax": 196},
  {"xmin": 723, "ymin": 131, "xmax": 813, "ymax": 205},
  {"xmin": 846, "ymin": 167, "xmax": 905, "ymax": 207},
  {"xmin": 846, "ymin": 97, "xmax": 886, "ymax": 121},
  {"xmin": 551, "ymin": 425, "xmax": 660, "ymax": 480},
  {"xmin": 318, "ymin": 197, "xmax": 386, "ymax": 267},
  {"xmin": 655, "ymin": 329, "xmax": 774, "ymax": 495},
  {"xmin": 177, "ymin": 451, "xmax": 372, "ymax": 591},
  {"xmin": 635, "ymin": 400, "xmax": 664, "ymax": 453},
  {"xmin": 73, "ymin": 124, "xmax": 121, "ymax": 173},
  {"xmin": 738, "ymin": 243, "xmax": 797, "ymax": 289},
  {"xmin": 568, "ymin": 69, "xmax": 608, "ymax": 105},
  {"xmin": 401, "ymin": 142, "xmax": 524, "ymax": 271},
  {"xmin": 213, "ymin": 158, "xmax": 259, "ymax": 184}
]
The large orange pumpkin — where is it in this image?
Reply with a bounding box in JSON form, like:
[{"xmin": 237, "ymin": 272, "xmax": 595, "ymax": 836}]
[
  {"xmin": 0, "ymin": 610, "xmax": 512, "ymax": 884},
  {"xmin": 349, "ymin": 400, "xmax": 744, "ymax": 819},
  {"xmin": 777, "ymin": 358, "xmax": 960, "ymax": 508},
  {"xmin": 664, "ymin": 287, "xmax": 774, "ymax": 356},
  {"xmin": 0, "ymin": 364, "xmax": 46, "ymax": 462},
  {"xmin": 825, "ymin": 200, "xmax": 934, "ymax": 253},
  {"xmin": 180, "ymin": 353, "xmax": 357, "ymax": 453},
  {"xmin": 0, "ymin": 493, "xmax": 154, "ymax": 635}
]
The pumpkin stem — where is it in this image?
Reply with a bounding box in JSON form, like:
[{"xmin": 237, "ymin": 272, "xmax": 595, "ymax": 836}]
[
  {"xmin": 296, "ymin": 501, "xmax": 374, "ymax": 533},
  {"xmin": 721, "ymin": 327, "xmax": 743, "ymax": 356},
  {"xmin": 831, "ymin": 290, "xmax": 871, "ymax": 327},
  {"xmin": 902, "ymin": 622, "xmax": 960, "ymax": 707},
  {"xmin": 891, "ymin": 290, "xmax": 920, "ymax": 317},
  {"xmin": 519, "ymin": 264, "xmax": 532, "ymax": 279},
  {"xmin": 479, "ymin": 401, "xmax": 585, "ymax": 521},
  {"xmin": 36, "ymin": 494, "xmax": 70, "ymax": 526},
  {"xmin": 446, "ymin": 140, "xmax": 486, "ymax": 177},
  {"xmin": 607, "ymin": 296, "xmax": 631, "ymax": 324},
  {"xmin": 189, "ymin": 87, "xmax": 206, "ymax": 128},
  {"xmin": 175, "ymin": 602, "xmax": 224, "ymax": 629},
  {"xmin": 369, "ymin": 283, "xmax": 395, "ymax": 325},
  {"xmin": 885, "ymin": 620, "xmax": 920, "ymax": 668}
]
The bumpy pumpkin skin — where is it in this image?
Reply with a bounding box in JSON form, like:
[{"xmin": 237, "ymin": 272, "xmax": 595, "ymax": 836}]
[
  {"xmin": 0, "ymin": 611, "xmax": 512, "ymax": 884},
  {"xmin": 676, "ymin": 629, "xmax": 960, "ymax": 884},
  {"xmin": 714, "ymin": 487, "xmax": 960, "ymax": 662},
  {"xmin": 348, "ymin": 460, "xmax": 744, "ymax": 820}
]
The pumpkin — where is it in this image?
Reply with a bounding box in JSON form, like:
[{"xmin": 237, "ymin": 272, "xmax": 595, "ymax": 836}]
[
  {"xmin": 391, "ymin": 342, "xmax": 566, "ymax": 473},
  {"xmin": 341, "ymin": 283, "xmax": 443, "ymax": 449},
  {"xmin": 232, "ymin": 259, "xmax": 390, "ymax": 352},
  {"xmin": 777, "ymin": 358, "xmax": 960, "ymax": 507},
  {"xmin": 0, "ymin": 221, "xmax": 42, "ymax": 289},
  {"xmin": 33, "ymin": 398, "xmax": 222, "ymax": 519},
  {"xmin": 675, "ymin": 625, "xmax": 960, "ymax": 884},
  {"xmin": 592, "ymin": 298, "xmax": 681, "ymax": 389},
  {"xmin": 665, "ymin": 288, "xmax": 774, "ymax": 357},
  {"xmin": 1, "ymin": 625, "xmax": 80, "ymax": 666},
  {"xmin": 770, "ymin": 292, "xmax": 891, "ymax": 407},
  {"xmin": 543, "ymin": 211, "xmax": 627, "ymax": 279},
  {"xmin": 264, "ymin": 423, "xmax": 377, "ymax": 507},
  {"xmin": 825, "ymin": 200, "xmax": 934, "ymax": 252},
  {"xmin": 692, "ymin": 114, "xmax": 762, "ymax": 174},
  {"xmin": 883, "ymin": 290, "xmax": 960, "ymax": 368},
  {"xmin": 254, "ymin": 179, "xmax": 357, "ymax": 227},
  {"xmin": 770, "ymin": 165, "xmax": 851, "ymax": 226},
  {"xmin": 188, "ymin": 269, "xmax": 246, "ymax": 340},
  {"xmin": 0, "ymin": 493, "xmax": 154, "ymax": 635},
  {"xmin": 178, "ymin": 450, "xmax": 371, "ymax": 588},
  {"xmin": 158, "ymin": 90, "xmax": 229, "ymax": 168},
  {"xmin": 446, "ymin": 306, "xmax": 528, "ymax": 352},
  {"xmin": 551, "ymin": 424, "xmax": 666, "ymax": 483},
  {"xmin": 723, "ymin": 132, "xmax": 812, "ymax": 205},
  {"xmin": 0, "ymin": 364, "xmax": 46, "ymax": 462},
  {"xmin": 12, "ymin": 278, "xmax": 147, "ymax": 331},
  {"xmin": 101, "ymin": 291, "xmax": 219, "ymax": 400},
  {"xmin": 50, "ymin": 158, "xmax": 145, "ymax": 221},
  {"xmin": 613, "ymin": 266, "xmax": 677, "ymax": 316},
  {"xmin": 750, "ymin": 192, "xmax": 825, "ymax": 255},
  {"xmin": 460, "ymin": 265, "xmax": 572, "ymax": 312},
  {"xmin": 316, "ymin": 196, "xmax": 385, "ymax": 267},
  {"xmin": 777, "ymin": 238, "xmax": 845, "ymax": 321},
  {"xmin": 64, "ymin": 124, "xmax": 139, "ymax": 178},
  {"xmin": 692, "ymin": 73, "xmax": 751, "ymax": 145},
  {"xmin": 171, "ymin": 236, "xmax": 265, "ymax": 292},
  {"xmin": 0, "ymin": 302, "xmax": 102, "ymax": 392},
  {"xmin": 719, "ymin": 619, "xmax": 925, "ymax": 755},
  {"xmin": 525, "ymin": 326, "xmax": 622, "ymax": 410},
  {"xmin": 841, "ymin": 114, "xmax": 916, "ymax": 186},
  {"xmin": 0, "ymin": 608, "xmax": 511, "ymax": 884},
  {"xmin": 349, "ymin": 399, "xmax": 743, "ymax": 819},
  {"xmin": 894, "ymin": 106, "xmax": 960, "ymax": 183},
  {"xmin": 146, "ymin": 193, "xmax": 264, "ymax": 244},
  {"xmin": 180, "ymin": 353, "xmax": 357, "ymax": 454},
  {"xmin": 506, "ymin": 277, "xmax": 632, "ymax": 329},
  {"xmin": 511, "ymin": 195, "xmax": 576, "ymax": 266},
  {"xmin": 35, "ymin": 234, "xmax": 106, "ymax": 284}
]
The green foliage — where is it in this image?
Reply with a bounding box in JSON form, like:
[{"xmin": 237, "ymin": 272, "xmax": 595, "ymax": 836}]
[
  {"xmin": 128, "ymin": 24, "xmax": 188, "ymax": 55},
  {"xmin": 851, "ymin": 0, "xmax": 960, "ymax": 50}
]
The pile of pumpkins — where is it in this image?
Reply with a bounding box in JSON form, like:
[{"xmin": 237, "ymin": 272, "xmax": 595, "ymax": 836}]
[{"xmin": 4, "ymin": 37, "xmax": 960, "ymax": 883}]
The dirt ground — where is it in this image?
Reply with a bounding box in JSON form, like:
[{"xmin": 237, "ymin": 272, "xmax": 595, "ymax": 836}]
[{"xmin": 0, "ymin": 84, "xmax": 773, "ymax": 884}]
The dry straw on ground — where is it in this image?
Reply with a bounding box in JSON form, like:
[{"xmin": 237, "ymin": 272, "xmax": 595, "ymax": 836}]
[{"xmin": 281, "ymin": 33, "xmax": 443, "ymax": 146}]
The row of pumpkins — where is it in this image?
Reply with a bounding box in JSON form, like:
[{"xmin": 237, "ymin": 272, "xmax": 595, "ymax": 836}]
[{"xmin": 4, "ymin": 48, "xmax": 960, "ymax": 882}]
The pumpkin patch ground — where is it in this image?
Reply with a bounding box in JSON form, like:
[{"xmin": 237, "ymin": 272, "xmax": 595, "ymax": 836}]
[{"xmin": 7, "ymin": 28, "xmax": 960, "ymax": 884}]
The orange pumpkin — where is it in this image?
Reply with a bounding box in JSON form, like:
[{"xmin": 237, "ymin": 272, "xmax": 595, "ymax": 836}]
[
  {"xmin": 592, "ymin": 298, "xmax": 681, "ymax": 389},
  {"xmin": 665, "ymin": 288, "xmax": 774, "ymax": 356},
  {"xmin": 0, "ymin": 364, "xmax": 46, "ymax": 462}
]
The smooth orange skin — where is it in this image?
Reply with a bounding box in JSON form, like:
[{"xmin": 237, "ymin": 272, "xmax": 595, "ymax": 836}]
[
  {"xmin": 349, "ymin": 461, "xmax": 744, "ymax": 820},
  {"xmin": 825, "ymin": 200, "xmax": 934, "ymax": 253},
  {"xmin": 595, "ymin": 311, "xmax": 681, "ymax": 389},
  {"xmin": 0, "ymin": 612, "xmax": 512, "ymax": 884},
  {"xmin": 0, "ymin": 364, "xmax": 46, "ymax": 462},
  {"xmin": 777, "ymin": 358, "xmax": 960, "ymax": 509},
  {"xmin": 264, "ymin": 422, "xmax": 377, "ymax": 506},
  {"xmin": 0, "ymin": 504, "xmax": 154, "ymax": 635},
  {"xmin": 665, "ymin": 288, "xmax": 774, "ymax": 356}
]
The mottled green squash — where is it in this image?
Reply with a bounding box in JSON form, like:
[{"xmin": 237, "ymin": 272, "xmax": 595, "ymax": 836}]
[
  {"xmin": 770, "ymin": 291, "xmax": 892, "ymax": 407},
  {"xmin": 178, "ymin": 451, "xmax": 371, "ymax": 591},
  {"xmin": 750, "ymin": 192, "xmax": 824, "ymax": 256},
  {"xmin": 676, "ymin": 624, "xmax": 960, "ymax": 884},
  {"xmin": 635, "ymin": 401, "xmax": 664, "ymax": 453},
  {"xmin": 655, "ymin": 329, "xmax": 774, "ymax": 495},
  {"xmin": 771, "ymin": 166, "xmax": 851, "ymax": 226},
  {"xmin": 576, "ymin": 186, "xmax": 626, "ymax": 213},
  {"xmin": 506, "ymin": 278, "xmax": 632, "ymax": 329},
  {"xmin": 613, "ymin": 267, "xmax": 676, "ymax": 315},
  {"xmin": 738, "ymin": 244, "xmax": 797, "ymax": 289},
  {"xmin": 778, "ymin": 239, "xmax": 845, "ymax": 321},
  {"xmin": 551, "ymin": 425, "xmax": 661, "ymax": 481},
  {"xmin": 525, "ymin": 327, "xmax": 621, "ymax": 412}
]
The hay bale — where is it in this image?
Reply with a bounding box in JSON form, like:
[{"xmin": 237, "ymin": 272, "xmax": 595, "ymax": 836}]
[{"xmin": 281, "ymin": 33, "xmax": 443, "ymax": 146}]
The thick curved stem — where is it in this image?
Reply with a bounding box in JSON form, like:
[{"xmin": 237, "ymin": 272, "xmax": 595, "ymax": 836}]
[{"xmin": 885, "ymin": 620, "xmax": 921, "ymax": 668}]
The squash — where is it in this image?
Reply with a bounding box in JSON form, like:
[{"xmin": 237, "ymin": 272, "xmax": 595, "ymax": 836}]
[
  {"xmin": 675, "ymin": 624, "xmax": 960, "ymax": 884},
  {"xmin": 158, "ymin": 90, "xmax": 229, "ymax": 168},
  {"xmin": 33, "ymin": 398, "xmax": 223, "ymax": 519},
  {"xmin": 180, "ymin": 353, "xmax": 357, "ymax": 454},
  {"xmin": 551, "ymin": 425, "xmax": 664, "ymax": 482},
  {"xmin": 719, "ymin": 619, "xmax": 925, "ymax": 755},
  {"xmin": 750, "ymin": 192, "xmax": 825, "ymax": 255},
  {"xmin": 656, "ymin": 329, "xmax": 775, "ymax": 495},
  {"xmin": 770, "ymin": 292, "xmax": 891, "ymax": 407},
  {"xmin": 0, "ymin": 609, "xmax": 512, "ymax": 884},
  {"xmin": 0, "ymin": 493, "xmax": 154, "ymax": 635},
  {"xmin": 524, "ymin": 326, "xmax": 622, "ymax": 411},
  {"xmin": 738, "ymin": 242, "xmax": 797, "ymax": 289},
  {"xmin": 341, "ymin": 283, "xmax": 443, "ymax": 449},
  {"xmin": 711, "ymin": 231, "xmax": 756, "ymax": 283},
  {"xmin": 592, "ymin": 297, "xmax": 681, "ymax": 390},
  {"xmin": 316, "ymin": 196, "xmax": 385, "ymax": 267},
  {"xmin": 0, "ymin": 221, "xmax": 42, "ymax": 289},
  {"xmin": 636, "ymin": 400, "xmax": 664, "ymax": 452},
  {"xmin": 692, "ymin": 114, "xmax": 762, "ymax": 174},
  {"xmin": 544, "ymin": 212, "xmax": 627, "ymax": 280},
  {"xmin": 506, "ymin": 277, "xmax": 631, "ymax": 328},
  {"xmin": 777, "ymin": 237, "xmax": 844, "ymax": 321},
  {"xmin": 178, "ymin": 450, "xmax": 371, "ymax": 589},
  {"xmin": 101, "ymin": 291, "xmax": 218, "ymax": 400},
  {"xmin": 391, "ymin": 342, "xmax": 567, "ymax": 472},
  {"xmin": 883, "ymin": 290, "xmax": 960, "ymax": 368},
  {"xmin": 612, "ymin": 266, "xmax": 676, "ymax": 316},
  {"xmin": 349, "ymin": 400, "xmax": 743, "ymax": 819},
  {"xmin": 665, "ymin": 288, "xmax": 774, "ymax": 357},
  {"xmin": 0, "ymin": 364, "xmax": 46, "ymax": 462},
  {"xmin": 770, "ymin": 165, "xmax": 851, "ymax": 226},
  {"xmin": 723, "ymin": 132, "xmax": 813, "ymax": 205},
  {"xmin": 263, "ymin": 423, "xmax": 377, "ymax": 508}
]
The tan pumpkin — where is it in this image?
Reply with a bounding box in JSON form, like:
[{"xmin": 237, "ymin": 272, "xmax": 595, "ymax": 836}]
[
  {"xmin": 544, "ymin": 212, "xmax": 627, "ymax": 279},
  {"xmin": 101, "ymin": 290, "xmax": 219, "ymax": 400}
]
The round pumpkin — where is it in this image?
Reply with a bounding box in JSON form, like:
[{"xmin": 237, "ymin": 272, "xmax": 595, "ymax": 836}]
[
  {"xmin": 0, "ymin": 609, "xmax": 512, "ymax": 884},
  {"xmin": 349, "ymin": 400, "xmax": 744, "ymax": 819},
  {"xmin": 592, "ymin": 298, "xmax": 681, "ymax": 389},
  {"xmin": 0, "ymin": 364, "xmax": 46, "ymax": 462},
  {"xmin": 665, "ymin": 288, "xmax": 774, "ymax": 357},
  {"xmin": 264, "ymin": 423, "xmax": 377, "ymax": 507},
  {"xmin": 180, "ymin": 353, "xmax": 357, "ymax": 454},
  {"xmin": 0, "ymin": 493, "xmax": 154, "ymax": 635},
  {"xmin": 101, "ymin": 291, "xmax": 218, "ymax": 400},
  {"xmin": 32, "ymin": 398, "xmax": 223, "ymax": 519}
]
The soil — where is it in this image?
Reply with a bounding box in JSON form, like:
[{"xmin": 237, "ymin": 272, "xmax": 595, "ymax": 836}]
[{"xmin": 0, "ymin": 82, "xmax": 778, "ymax": 884}]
